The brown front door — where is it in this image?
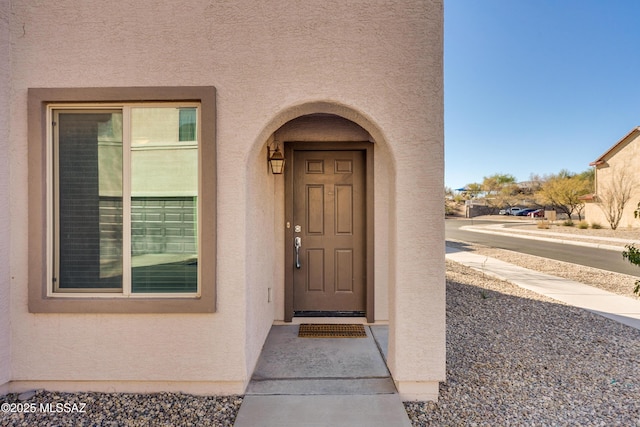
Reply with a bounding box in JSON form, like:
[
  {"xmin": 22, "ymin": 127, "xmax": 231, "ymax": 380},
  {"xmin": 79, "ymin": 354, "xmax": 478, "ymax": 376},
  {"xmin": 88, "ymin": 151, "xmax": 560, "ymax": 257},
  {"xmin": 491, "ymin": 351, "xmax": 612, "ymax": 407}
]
[{"xmin": 291, "ymin": 149, "xmax": 366, "ymax": 315}]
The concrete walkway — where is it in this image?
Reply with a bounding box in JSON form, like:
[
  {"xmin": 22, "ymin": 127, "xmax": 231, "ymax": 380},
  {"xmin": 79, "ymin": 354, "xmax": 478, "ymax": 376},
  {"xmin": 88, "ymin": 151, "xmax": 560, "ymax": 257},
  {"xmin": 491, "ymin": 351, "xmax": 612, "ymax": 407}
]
[
  {"xmin": 233, "ymin": 325, "xmax": 412, "ymax": 427},
  {"xmin": 446, "ymin": 247, "xmax": 640, "ymax": 330},
  {"xmin": 236, "ymin": 224, "xmax": 640, "ymax": 425}
]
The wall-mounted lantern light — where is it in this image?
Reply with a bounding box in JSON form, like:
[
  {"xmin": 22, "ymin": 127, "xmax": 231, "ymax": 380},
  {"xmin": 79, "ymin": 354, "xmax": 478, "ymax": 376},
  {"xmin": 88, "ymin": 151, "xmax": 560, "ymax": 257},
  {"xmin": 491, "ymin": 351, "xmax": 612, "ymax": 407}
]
[{"xmin": 268, "ymin": 144, "xmax": 285, "ymax": 174}]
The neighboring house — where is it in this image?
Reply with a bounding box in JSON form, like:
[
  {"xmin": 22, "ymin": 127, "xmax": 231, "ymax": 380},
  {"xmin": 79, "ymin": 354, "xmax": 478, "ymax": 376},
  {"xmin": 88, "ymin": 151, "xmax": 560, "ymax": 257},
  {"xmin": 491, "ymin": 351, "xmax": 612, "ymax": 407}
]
[
  {"xmin": 584, "ymin": 127, "xmax": 640, "ymax": 229},
  {"xmin": 0, "ymin": 1, "xmax": 445, "ymax": 401}
]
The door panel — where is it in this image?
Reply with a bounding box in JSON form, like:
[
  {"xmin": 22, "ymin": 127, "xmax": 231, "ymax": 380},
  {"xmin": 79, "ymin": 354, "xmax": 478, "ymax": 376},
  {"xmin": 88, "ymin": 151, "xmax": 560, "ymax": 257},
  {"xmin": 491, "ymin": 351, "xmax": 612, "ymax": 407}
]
[
  {"xmin": 335, "ymin": 185, "xmax": 353, "ymax": 235},
  {"xmin": 306, "ymin": 185, "xmax": 324, "ymax": 234},
  {"xmin": 335, "ymin": 249, "xmax": 354, "ymax": 292},
  {"xmin": 306, "ymin": 249, "xmax": 325, "ymax": 292},
  {"xmin": 292, "ymin": 150, "xmax": 366, "ymax": 314}
]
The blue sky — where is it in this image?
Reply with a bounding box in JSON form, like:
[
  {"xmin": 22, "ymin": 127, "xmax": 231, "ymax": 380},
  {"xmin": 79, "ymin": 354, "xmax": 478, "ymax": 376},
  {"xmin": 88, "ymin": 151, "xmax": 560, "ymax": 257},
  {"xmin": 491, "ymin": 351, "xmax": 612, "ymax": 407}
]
[{"xmin": 445, "ymin": 0, "xmax": 640, "ymax": 189}]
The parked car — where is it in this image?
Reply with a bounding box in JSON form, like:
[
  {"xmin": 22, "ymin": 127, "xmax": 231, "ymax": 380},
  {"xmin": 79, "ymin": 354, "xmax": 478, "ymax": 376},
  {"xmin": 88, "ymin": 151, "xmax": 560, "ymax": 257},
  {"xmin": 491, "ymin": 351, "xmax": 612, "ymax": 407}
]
[
  {"xmin": 514, "ymin": 208, "xmax": 536, "ymax": 216},
  {"xmin": 529, "ymin": 209, "xmax": 544, "ymax": 218},
  {"xmin": 500, "ymin": 207, "xmax": 523, "ymax": 215}
]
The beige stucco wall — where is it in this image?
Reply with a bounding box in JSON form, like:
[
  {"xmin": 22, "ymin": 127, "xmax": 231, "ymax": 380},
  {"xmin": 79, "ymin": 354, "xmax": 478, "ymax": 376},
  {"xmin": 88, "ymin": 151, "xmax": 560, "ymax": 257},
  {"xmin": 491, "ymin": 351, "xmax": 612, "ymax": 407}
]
[
  {"xmin": 585, "ymin": 133, "xmax": 640, "ymax": 229},
  {"xmin": 7, "ymin": 0, "xmax": 444, "ymax": 400},
  {"xmin": 0, "ymin": 0, "xmax": 11, "ymax": 394}
]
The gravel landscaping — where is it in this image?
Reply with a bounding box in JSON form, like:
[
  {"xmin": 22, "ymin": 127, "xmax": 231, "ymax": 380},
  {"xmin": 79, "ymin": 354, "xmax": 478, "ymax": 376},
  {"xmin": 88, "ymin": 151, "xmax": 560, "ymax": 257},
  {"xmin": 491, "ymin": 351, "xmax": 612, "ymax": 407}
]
[
  {"xmin": 406, "ymin": 258, "xmax": 640, "ymax": 426},
  {"xmin": 0, "ymin": 392, "xmax": 243, "ymax": 426},
  {"xmin": 2, "ymin": 235, "xmax": 639, "ymax": 426}
]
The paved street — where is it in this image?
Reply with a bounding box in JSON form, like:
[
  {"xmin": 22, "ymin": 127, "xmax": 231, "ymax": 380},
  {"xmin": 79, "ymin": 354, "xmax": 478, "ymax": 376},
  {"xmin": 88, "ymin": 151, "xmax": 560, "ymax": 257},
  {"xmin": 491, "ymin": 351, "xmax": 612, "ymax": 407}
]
[{"xmin": 445, "ymin": 218, "xmax": 640, "ymax": 276}]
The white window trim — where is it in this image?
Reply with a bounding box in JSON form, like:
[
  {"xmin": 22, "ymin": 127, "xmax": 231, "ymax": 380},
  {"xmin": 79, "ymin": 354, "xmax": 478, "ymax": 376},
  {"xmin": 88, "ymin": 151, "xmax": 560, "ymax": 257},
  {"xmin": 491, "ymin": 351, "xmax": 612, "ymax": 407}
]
[{"xmin": 46, "ymin": 102, "xmax": 202, "ymax": 299}]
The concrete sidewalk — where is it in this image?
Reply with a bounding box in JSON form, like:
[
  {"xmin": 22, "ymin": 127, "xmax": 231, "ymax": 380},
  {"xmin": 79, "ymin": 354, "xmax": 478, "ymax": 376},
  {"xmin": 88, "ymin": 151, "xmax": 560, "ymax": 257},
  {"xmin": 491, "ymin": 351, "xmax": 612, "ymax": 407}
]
[
  {"xmin": 446, "ymin": 247, "xmax": 640, "ymax": 330},
  {"xmin": 233, "ymin": 325, "xmax": 412, "ymax": 427}
]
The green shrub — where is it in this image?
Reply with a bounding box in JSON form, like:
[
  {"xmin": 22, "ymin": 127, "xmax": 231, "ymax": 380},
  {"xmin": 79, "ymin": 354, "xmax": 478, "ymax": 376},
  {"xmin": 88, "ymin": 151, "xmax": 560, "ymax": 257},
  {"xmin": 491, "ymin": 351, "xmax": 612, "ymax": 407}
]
[
  {"xmin": 591, "ymin": 222, "xmax": 603, "ymax": 229},
  {"xmin": 577, "ymin": 221, "xmax": 589, "ymax": 229},
  {"xmin": 622, "ymin": 244, "xmax": 640, "ymax": 295},
  {"xmin": 562, "ymin": 219, "xmax": 574, "ymax": 227}
]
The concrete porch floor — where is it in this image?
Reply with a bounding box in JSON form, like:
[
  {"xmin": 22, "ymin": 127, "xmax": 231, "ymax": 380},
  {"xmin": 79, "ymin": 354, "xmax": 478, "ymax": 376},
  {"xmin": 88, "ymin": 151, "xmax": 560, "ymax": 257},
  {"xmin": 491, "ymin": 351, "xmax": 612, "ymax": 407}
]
[{"xmin": 233, "ymin": 324, "xmax": 412, "ymax": 427}]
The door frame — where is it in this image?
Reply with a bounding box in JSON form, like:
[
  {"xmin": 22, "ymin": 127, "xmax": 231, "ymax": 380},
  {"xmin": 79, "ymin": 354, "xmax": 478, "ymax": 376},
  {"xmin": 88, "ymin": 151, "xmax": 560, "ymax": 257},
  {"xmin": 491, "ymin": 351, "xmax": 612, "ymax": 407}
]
[{"xmin": 284, "ymin": 141, "xmax": 374, "ymax": 322}]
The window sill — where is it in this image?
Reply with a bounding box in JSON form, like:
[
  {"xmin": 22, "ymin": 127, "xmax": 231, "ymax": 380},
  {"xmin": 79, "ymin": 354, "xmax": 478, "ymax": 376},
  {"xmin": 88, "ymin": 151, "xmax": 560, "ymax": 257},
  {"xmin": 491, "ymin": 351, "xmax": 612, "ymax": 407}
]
[{"xmin": 29, "ymin": 294, "xmax": 215, "ymax": 314}]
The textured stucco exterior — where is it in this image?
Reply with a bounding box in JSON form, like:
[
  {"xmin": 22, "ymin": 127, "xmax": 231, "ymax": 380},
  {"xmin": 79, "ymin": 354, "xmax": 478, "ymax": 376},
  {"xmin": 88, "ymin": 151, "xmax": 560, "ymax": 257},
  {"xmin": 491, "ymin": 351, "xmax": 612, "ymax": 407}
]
[
  {"xmin": 585, "ymin": 128, "xmax": 640, "ymax": 229},
  {"xmin": 3, "ymin": 0, "xmax": 444, "ymax": 400},
  {"xmin": 0, "ymin": 0, "xmax": 11, "ymax": 396}
]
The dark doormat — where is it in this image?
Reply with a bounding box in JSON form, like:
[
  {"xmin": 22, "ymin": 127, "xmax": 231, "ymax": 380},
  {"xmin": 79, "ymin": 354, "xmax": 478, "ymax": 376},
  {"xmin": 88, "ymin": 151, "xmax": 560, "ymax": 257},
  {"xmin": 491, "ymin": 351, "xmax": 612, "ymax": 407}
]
[{"xmin": 298, "ymin": 323, "xmax": 367, "ymax": 338}]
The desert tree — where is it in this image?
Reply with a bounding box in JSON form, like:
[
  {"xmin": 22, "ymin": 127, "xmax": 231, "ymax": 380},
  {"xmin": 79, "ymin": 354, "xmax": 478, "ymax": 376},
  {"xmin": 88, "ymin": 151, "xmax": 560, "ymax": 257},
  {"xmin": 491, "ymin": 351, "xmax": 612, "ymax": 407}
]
[
  {"xmin": 536, "ymin": 170, "xmax": 592, "ymax": 221},
  {"xmin": 464, "ymin": 182, "xmax": 483, "ymax": 200},
  {"xmin": 596, "ymin": 168, "xmax": 634, "ymax": 230},
  {"xmin": 481, "ymin": 173, "xmax": 519, "ymax": 214}
]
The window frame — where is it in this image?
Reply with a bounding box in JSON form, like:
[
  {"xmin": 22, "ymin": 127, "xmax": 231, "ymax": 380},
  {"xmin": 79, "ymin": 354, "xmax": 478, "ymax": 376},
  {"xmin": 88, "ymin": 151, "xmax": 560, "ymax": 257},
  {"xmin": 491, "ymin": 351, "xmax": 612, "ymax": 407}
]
[{"xmin": 28, "ymin": 87, "xmax": 217, "ymax": 313}]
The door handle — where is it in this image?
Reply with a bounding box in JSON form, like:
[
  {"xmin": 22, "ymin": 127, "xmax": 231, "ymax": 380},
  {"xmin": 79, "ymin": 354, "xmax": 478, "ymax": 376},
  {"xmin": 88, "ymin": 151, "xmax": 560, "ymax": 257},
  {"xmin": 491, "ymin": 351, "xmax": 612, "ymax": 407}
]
[{"xmin": 294, "ymin": 237, "xmax": 302, "ymax": 269}]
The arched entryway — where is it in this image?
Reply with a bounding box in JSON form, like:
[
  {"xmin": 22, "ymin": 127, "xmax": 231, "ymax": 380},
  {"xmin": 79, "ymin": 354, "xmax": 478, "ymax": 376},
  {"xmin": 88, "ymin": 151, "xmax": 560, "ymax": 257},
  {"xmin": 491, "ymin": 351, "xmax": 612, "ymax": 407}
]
[
  {"xmin": 251, "ymin": 102, "xmax": 395, "ymax": 322},
  {"xmin": 246, "ymin": 100, "xmax": 445, "ymax": 401},
  {"xmin": 248, "ymin": 102, "xmax": 396, "ymax": 326}
]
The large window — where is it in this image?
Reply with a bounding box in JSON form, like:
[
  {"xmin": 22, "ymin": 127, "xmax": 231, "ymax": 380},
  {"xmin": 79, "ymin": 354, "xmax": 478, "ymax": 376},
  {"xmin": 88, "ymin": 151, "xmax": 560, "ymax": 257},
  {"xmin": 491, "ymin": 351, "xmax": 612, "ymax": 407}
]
[
  {"xmin": 29, "ymin": 87, "xmax": 216, "ymax": 312},
  {"xmin": 53, "ymin": 106, "xmax": 199, "ymax": 295}
]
